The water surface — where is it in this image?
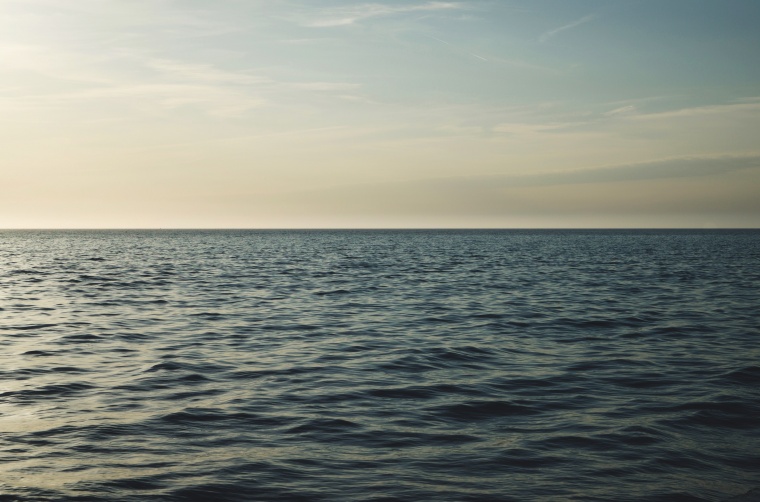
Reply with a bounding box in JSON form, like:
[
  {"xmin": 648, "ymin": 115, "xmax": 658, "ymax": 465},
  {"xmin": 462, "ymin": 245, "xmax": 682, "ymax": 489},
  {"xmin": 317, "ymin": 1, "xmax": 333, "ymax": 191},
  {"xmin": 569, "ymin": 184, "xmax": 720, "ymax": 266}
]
[{"xmin": 1, "ymin": 230, "xmax": 759, "ymax": 501}]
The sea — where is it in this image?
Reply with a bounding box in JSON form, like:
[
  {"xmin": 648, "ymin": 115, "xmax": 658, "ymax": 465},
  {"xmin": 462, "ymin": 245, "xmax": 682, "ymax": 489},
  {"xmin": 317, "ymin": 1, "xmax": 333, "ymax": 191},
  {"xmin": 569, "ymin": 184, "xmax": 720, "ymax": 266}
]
[{"xmin": 1, "ymin": 229, "xmax": 759, "ymax": 502}]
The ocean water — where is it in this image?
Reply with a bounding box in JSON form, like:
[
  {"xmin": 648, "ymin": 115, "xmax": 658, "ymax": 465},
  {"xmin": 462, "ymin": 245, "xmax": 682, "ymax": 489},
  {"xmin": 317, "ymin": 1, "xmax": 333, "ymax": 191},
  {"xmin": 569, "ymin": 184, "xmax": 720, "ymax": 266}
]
[{"xmin": 1, "ymin": 229, "xmax": 759, "ymax": 502}]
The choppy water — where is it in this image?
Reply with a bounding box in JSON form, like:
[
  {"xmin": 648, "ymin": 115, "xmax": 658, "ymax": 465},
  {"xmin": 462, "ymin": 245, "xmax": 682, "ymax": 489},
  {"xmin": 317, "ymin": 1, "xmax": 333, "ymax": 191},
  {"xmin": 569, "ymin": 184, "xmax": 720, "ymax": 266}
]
[{"xmin": 1, "ymin": 230, "xmax": 759, "ymax": 501}]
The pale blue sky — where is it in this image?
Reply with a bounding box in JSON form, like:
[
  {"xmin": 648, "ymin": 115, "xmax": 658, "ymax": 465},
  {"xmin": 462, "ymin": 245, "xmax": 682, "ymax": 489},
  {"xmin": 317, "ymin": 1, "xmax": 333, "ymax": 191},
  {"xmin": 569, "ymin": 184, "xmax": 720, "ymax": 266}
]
[{"xmin": 2, "ymin": 0, "xmax": 759, "ymax": 227}]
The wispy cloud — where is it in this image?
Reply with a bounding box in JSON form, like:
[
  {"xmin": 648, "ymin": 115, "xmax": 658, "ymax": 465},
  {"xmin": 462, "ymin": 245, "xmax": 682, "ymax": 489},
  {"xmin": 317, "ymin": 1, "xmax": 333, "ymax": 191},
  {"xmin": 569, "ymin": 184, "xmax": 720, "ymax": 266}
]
[
  {"xmin": 509, "ymin": 153, "xmax": 760, "ymax": 186},
  {"xmin": 0, "ymin": 83, "xmax": 268, "ymax": 117},
  {"xmin": 0, "ymin": 43, "xmax": 114, "ymax": 84},
  {"xmin": 287, "ymin": 82, "xmax": 361, "ymax": 91},
  {"xmin": 279, "ymin": 154, "xmax": 760, "ymax": 198},
  {"xmin": 425, "ymin": 153, "xmax": 760, "ymax": 189},
  {"xmin": 277, "ymin": 38, "xmax": 334, "ymax": 45},
  {"xmin": 629, "ymin": 100, "xmax": 760, "ymax": 120},
  {"xmin": 146, "ymin": 59, "xmax": 267, "ymax": 85},
  {"xmin": 254, "ymin": 153, "xmax": 760, "ymax": 222},
  {"xmin": 0, "ymin": 36, "xmax": 363, "ymax": 117},
  {"xmin": 492, "ymin": 121, "xmax": 585, "ymax": 135},
  {"xmin": 604, "ymin": 105, "xmax": 636, "ymax": 116},
  {"xmin": 306, "ymin": 2, "xmax": 463, "ymax": 27},
  {"xmin": 539, "ymin": 14, "xmax": 596, "ymax": 43},
  {"xmin": 427, "ymin": 35, "xmax": 488, "ymax": 62}
]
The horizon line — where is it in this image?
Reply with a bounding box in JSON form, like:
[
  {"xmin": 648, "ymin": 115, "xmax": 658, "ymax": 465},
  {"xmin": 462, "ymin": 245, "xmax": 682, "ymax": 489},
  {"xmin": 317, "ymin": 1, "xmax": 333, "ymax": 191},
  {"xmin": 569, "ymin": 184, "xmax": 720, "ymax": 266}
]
[{"xmin": 2, "ymin": 227, "xmax": 758, "ymax": 231}]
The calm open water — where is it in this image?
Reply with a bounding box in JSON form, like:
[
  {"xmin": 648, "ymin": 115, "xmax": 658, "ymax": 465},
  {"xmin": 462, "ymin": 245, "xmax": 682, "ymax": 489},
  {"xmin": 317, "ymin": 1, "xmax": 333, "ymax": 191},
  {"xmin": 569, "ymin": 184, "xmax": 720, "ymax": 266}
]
[{"xmin": 1, "ymin": 230, "xmax": 759, "ymax": 501}]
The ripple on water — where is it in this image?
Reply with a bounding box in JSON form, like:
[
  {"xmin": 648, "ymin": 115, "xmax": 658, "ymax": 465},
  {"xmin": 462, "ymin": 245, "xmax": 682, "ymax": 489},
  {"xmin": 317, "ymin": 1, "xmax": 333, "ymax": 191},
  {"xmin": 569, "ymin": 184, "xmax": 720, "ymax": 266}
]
[{"xmin": 0, "ymin": 229, "xmax": 758, "ymax": 501}]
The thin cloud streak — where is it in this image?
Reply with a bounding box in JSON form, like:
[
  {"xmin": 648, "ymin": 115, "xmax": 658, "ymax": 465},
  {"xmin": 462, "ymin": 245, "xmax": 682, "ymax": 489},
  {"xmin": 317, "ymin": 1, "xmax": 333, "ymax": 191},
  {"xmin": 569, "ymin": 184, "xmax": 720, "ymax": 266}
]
[
  {"xmin": 292, "ymin": 153, "xmax": 760, "ymax": 195},
  {"xmin": 0, "ymin": 42, "xmax": 362, "ymax": 117},
  {"xmin": 250, "ymin": 154, "xmax": 760, "ymax": 224},
  {"xmin": 630, "ymin": 101, "xmax": 760, "ymax": 120},
  {"xmin": 306, "ymin": 2, "xmax": 464, "ymax": 27},
  {"xmin": 146, "ymin": 59, "xmax": 267, "ymax": 85},
  {"xmin": 604, "ymin": 105, "xmax": 636, "ymax": 116},
  {"xmin": 509, "ymin": 154, "xmax": 760, "ymax": 186},
  {"xmin": 427, "ymin": 35, "xmax": 488, "ymax": 62},
  {"xmin": 539, "ymin": 14, "xmax": 596, "ymax": 42}
]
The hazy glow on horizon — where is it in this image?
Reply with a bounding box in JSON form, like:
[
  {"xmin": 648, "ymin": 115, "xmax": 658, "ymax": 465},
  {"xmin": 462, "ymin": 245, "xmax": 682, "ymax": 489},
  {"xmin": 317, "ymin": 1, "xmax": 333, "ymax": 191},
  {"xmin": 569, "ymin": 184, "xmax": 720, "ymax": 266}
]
[{"xmin": 2, "ymin": 0, "xmax": 759, "ymax": 228}]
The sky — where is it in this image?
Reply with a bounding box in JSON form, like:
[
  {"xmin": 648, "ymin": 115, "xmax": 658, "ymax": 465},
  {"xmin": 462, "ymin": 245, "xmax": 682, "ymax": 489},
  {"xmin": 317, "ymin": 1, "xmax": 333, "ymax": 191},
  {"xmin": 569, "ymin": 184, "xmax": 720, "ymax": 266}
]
[{"xmin": 2, "ymin": 0, "xmax": 759, "ymax": 228}]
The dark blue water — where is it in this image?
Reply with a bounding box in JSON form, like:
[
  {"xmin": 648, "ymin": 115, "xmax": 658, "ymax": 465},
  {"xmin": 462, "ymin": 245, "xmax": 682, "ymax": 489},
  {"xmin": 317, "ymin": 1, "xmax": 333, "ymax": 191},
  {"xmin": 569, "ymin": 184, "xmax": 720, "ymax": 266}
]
[{"xmin": 1, "ymin": 230, "xmax": 759, "ymax": 501}]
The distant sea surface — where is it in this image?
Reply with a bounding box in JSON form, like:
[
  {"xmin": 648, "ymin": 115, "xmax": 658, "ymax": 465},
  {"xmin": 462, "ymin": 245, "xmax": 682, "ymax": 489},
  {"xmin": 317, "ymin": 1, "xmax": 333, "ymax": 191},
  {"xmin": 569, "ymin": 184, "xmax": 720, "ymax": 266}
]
[{"xmin": 1, "ymin": 229, "xmax": 759, "ymax": 502}]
